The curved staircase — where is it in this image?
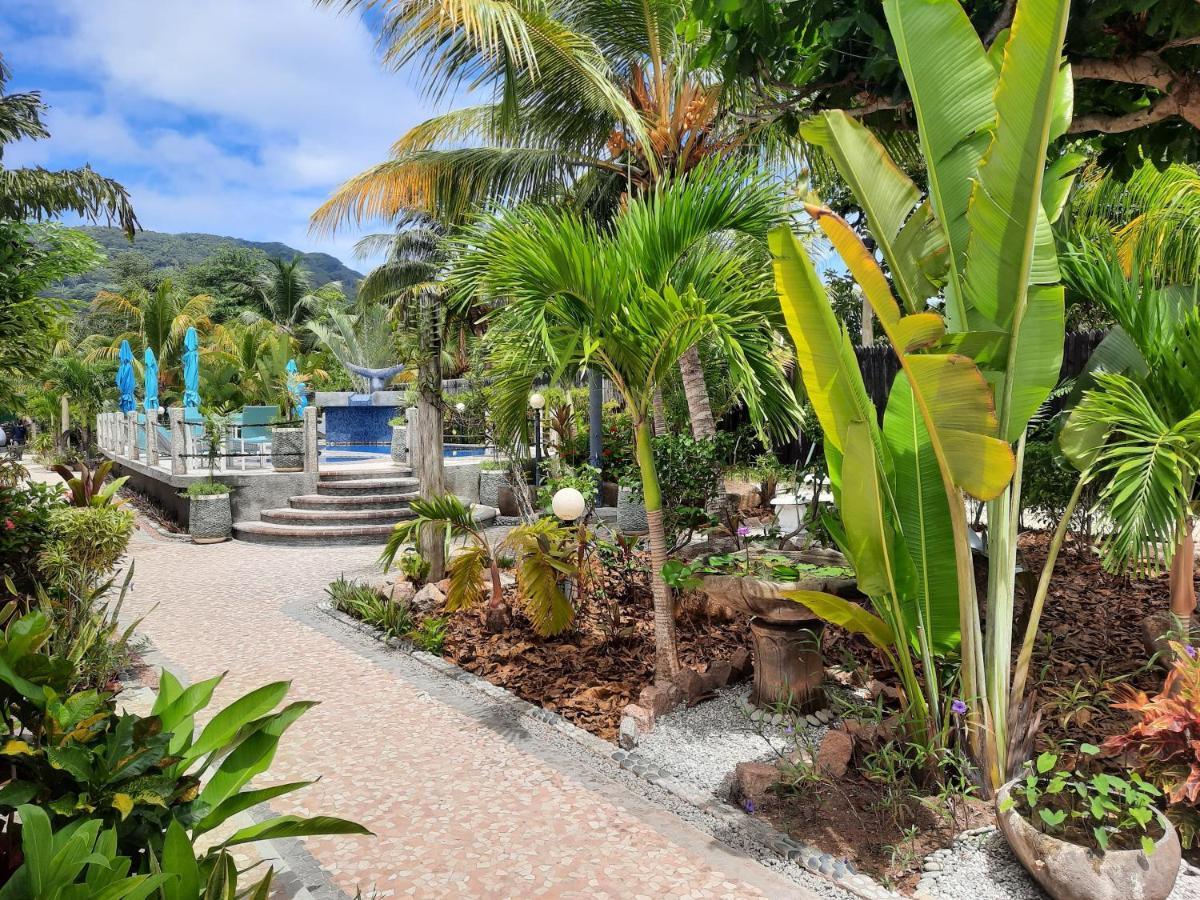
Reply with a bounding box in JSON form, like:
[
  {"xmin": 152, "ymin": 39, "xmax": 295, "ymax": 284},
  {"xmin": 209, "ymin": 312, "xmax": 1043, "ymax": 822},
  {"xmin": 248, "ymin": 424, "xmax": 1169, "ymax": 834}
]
[{"xmin": 234, "ymin": 468, "xmax": 419, "ymax": 545}]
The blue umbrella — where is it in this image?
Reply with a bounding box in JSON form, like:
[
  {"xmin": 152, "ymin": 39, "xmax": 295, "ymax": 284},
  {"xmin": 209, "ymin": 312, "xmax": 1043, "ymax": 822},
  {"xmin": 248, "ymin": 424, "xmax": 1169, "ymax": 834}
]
[
  {"xmin": 116, "ymin": 340, "xmax": 136, "ymax": 413},
  {"xmin": 286, "ymin": 358, "xmax": 308, "ymax": 418},
  {"xmin": 143, "ymin": 347, "xmax": 159, "ymax": 414},
  {"xmin": 182, "ymin": 327, "xmax": 201, "ymax": 409}
]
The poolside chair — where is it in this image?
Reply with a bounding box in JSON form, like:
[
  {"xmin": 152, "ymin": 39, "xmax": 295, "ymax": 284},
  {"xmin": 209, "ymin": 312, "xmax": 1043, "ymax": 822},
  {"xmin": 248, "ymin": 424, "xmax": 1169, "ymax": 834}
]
[{"xmin": 230, "ymin": 405, "xmax": 280, "ymax": 469}]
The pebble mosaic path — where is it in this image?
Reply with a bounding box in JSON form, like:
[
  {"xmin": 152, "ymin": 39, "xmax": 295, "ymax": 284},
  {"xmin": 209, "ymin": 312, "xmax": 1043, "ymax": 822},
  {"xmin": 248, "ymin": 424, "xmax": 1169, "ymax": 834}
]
[{"xmin": 116, "ymin": 518, "xmax": 819, "ymax": 899}]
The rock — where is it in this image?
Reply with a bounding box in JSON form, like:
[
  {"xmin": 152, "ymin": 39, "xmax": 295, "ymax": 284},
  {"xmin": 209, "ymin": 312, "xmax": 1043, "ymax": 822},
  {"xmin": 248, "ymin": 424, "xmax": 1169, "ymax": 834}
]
[
  {"xmin": 411, "ymin": 582, "xmax": 446, "ymax": 614},
  {"xmin": 436, "ymin": 578, "xmax": 451, "ymax": 594},
  {"xmin": 622, "ymin": 703, "xmax": 655, "ymax": 734},
  {"xmin": 729, "ymin": 647, "xmax": 753, "ymax": 681},
  {"xmin": 705, "ymin": 660, "xmax": 735, "ymax": 688},
  {"xmin": 815, "ymin": 708, "xmax": 833, "ymax": 723},
  {"xmin": 674, "ymin": 667, "xmax": 718, "ymax": 705},
  {"xmin": 816, "ymin": 729, "xmax": 854, "ymax": 778},
  {"xmin": 387, "ymin": 579, "xmax": 416, "ymax": 605},
  {"xmin": 805, "ymin": 713, "xmax": 822, "ymax": 727},
  {"xmin": 730, "ymin": 761, "xmax": 779, "ymax": 809},
  {"xmin": 638, "ymin": 682, "xmax": 684, "ymax": 716},
  {"xmin": 618, "ymin": 715, "xmax": 640, "ymax": 750}
]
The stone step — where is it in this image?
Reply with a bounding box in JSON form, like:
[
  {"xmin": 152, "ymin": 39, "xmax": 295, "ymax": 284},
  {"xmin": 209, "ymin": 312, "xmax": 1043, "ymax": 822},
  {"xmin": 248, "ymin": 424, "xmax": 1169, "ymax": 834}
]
[
  {"xmin": 316, "ymin": 477, "xmax": 419, "ymax": 496},
  {"xmin": 318, "ymin": 466, "xmax": 412, "ymax": 481},
  {"xmin": 232, "ymin": 520, "xmax": 400, "ymax": 546},
  {"xmin": 260, "ymin": 507, "xmax": 415, "ymax": 527},
  {"xmin": 290, "ymin": 492, "xmax": 420, "ymax": 511}
]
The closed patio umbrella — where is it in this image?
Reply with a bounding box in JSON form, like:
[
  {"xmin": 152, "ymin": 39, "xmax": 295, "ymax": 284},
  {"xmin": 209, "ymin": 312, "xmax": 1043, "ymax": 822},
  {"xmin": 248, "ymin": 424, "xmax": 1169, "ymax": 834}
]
[
  {"xmin": 143, "ymin": 347, "xmax": 159, "ymax": 414},
  {"xmin": 116, "ymin": 340, "xmax": 136, "ymax": 413},
  {"xmin": 182, "ymin": 327, "xmax": 200, "ymax": 410},
  {"xmin": 286, "ymin": 358, "xmax": 307, "ymax": 417}
]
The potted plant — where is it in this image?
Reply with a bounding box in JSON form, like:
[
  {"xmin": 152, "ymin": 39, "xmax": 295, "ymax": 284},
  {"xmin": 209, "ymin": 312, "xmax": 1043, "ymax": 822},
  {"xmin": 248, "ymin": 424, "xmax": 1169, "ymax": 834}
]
[
  {"xmin": 997, "ymin": 745, "xmax": 1180, "ymax": 900},
  {"xmin": 389, "ymin": 414, "xmax": 408, "ymax": 465},
  {"xmin": 616, "ymin": 471, "xmax": 647, "ymax": 534},
  {"xmin": 478, "ymin": 459, "xmax": 508, "ymax": 508},
  {"xmin": 184, "ymin": 480, "xmax": 233, "ymax": 543}
]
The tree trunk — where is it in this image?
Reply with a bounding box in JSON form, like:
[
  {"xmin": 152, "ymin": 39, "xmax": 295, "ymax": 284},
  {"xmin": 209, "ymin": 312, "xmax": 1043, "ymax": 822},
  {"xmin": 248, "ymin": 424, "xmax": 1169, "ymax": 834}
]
[
  {"xmin": 588, "ymin": 368, "xmax": 603, "ymax": 470},
  {"xmin": 416, "ymin": 292, "xmax": 446, "ymax": 581},
  {"xmin": 652, "ymin": 387, "xmax": 668, "ymax": 437},
  {"xmin": 60, "ymin": 395, "xmax": 70, "ymax": 448},
  {"xmin": 635, "ymin": 418, "xmax": 680, "ymax": 682},
  {"xmin": 860, "ymin": 293, "xmax": 874, "ymax": 346},
  {"xmin": 1169, "ymin": 519, "xmax": 1197, "ymax": 640},
  {"xmin": 678, "ymin": 344, "xmax": 715, "ymax": 439}
]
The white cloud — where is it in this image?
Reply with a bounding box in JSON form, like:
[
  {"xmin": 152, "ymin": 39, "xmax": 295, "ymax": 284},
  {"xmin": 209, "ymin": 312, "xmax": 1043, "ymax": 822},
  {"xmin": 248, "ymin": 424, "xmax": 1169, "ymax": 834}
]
[{"xmin": 2, "ymin": 0, "xmax": 435, "ymax": 268}]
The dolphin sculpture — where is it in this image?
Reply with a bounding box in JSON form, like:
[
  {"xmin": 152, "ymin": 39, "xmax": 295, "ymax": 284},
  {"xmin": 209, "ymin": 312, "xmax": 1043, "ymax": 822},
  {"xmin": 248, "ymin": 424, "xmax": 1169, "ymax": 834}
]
[{"xmin": 343, "ymin": 362, "xmax": 407, "ymax": 394}]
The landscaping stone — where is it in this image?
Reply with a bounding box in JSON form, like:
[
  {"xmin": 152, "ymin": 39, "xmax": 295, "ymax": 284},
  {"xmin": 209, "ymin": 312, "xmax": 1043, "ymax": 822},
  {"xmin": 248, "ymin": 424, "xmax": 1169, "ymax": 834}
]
[
  {"xmin": 411, "ymin": 581, "xmax": 446, "ymax": 614},
  {"xmin": 388, "ymin": 579, "xmax": 416, "ymax": 605},
  {"xmin": 618, "ymin": 714, "xmax": 640, "ymax": 749},
  {"xmin": 815, "ymin": 729, "xmax": 853, "ymax": 778},
  {"xmin": 730, "ymin": 761, "xmax": 780, "ymax": 809}
]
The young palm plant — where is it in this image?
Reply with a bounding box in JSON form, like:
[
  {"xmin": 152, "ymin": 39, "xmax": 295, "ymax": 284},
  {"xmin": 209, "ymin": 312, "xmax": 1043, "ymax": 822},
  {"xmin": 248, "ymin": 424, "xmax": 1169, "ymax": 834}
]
[{"xmin": 452, "ymin": 163, "xmax": 801, "ymax": 681}]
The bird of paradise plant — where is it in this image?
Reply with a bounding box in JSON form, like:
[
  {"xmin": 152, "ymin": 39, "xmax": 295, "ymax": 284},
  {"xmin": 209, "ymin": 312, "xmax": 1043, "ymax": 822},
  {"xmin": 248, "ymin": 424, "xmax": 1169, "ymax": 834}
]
[{"xmin": 772, "ymin": 0, "xmax": 1079, "ymax": 791}]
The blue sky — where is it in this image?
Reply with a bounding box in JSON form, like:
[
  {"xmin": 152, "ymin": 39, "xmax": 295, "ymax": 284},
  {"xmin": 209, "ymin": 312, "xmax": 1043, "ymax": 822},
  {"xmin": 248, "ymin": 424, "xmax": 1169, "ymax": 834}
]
[{"xmin": 1, "ymin": 0, "xmax": 439, "ymax": 270}]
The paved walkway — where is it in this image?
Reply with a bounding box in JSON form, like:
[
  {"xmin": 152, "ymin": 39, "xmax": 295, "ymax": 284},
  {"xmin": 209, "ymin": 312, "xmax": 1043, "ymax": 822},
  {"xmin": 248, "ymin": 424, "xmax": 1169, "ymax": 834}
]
[{"xmin": 114, "ymin": 517, "xmax": 815, "ymax": 897}]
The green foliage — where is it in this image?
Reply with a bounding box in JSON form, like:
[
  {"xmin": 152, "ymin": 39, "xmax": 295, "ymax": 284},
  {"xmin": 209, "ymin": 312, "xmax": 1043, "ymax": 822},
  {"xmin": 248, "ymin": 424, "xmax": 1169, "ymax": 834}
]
[
  {"xmin": 536, "ymin": 462, "xmax": 600, "ymax": 511},
  {"xmin": 506, "ymin": 518, "xmax": 579, "ymax": 635},
  {"xmin": 1021, "ymin": 440, "xmax": 1087, "ymax": 528},
  {"xmin": 410, "ymin": 616, "xmax": 448, "ymax": 655},
  {"xmin": 40, "ymin": 506, "xmax": 134, "ymax": 580},
  {"xmin": 53, "ymin": 460, "xmax": 128, "ymax": 508},
  {"xmin": 396, "ymin": 552, "xmax": 431, "ymax": 584},
  {"xmin": 0, "ymin": 609, "xmax": 369, "ymax": 872},
  {"xmin": 650, "ymin": 433, "xmax": 726, "ymax": 530},
  {"xmin": 183, "ymin": 481, "xmax": 231, "ymax": 498},
  {"xmin": 0, "ymin": 480, "xmax": 64, "ymax": 592},
  {"xmin": 47, "ymin": 227, "xmax": 362, "ymax": 303},
  {"xmin": 326, "ymin": 576, "xmax": 415, "ymax": 641},
  {"xmin": 565, "ymin": 402, "xmax": 635, "ymax": 479},
  {"xmin": 1001, "ymin": 745, "xmax": 1163, "ymax": 854}
]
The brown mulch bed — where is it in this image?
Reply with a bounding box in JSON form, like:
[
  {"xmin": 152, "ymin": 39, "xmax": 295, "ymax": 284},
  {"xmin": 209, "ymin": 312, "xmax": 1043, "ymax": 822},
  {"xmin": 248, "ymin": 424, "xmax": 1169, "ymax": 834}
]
[
  {"xmin": 119, "ymin": 487, "xmax": 186, "ymax": 534},
  {"xmin": 441, "ymin": 552, "xmax": 750, "ymax": 740}
]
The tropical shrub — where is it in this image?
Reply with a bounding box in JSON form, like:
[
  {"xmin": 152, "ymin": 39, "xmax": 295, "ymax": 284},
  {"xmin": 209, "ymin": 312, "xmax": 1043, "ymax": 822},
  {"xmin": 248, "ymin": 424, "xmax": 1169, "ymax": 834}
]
[
  {"xmin": 0, "ymin": 481, "xmax": 63, "ymax": 592},
  {"xmin": 183, "ymin": 480, "xmax": 231, "ymax": 497},
  {"xmin": 52, "ymin": 460, "xmax": 128, "ymax": 507},
  {"xmin": 40, "ymin": 505, "xmax": 134, "ymax": 580},
  {"xmin": 536, "ymin": 462, "xmax": 600, "ymax": 512},
  {"xmin": 772, "ymin": 0, "xmax": 1077, "ymax": 789},
  {"xmin": 410, "ymin": 616, "xmax": 448, "ymax": 655},
  {"xmin": 1021, "ymin": 440, "xmax": 1087, "ymax": 529},
  {"xmin": 396, "ymin": 551, "xmax": 431, "ymax": 585},
  {"xmin": 326, "ymin": 575, "xmax": 415, "ymax": 641},
  {"xmin": 1104, "ymin": 642, "xmax": 1200, "ymax": 846},
  {"xmin": 566, "ymin": 403, "xmax": 636, "ymax": 479},
  {"xmin": 0, "ymin": 608, "xmax": 369, "ymax": 871}
]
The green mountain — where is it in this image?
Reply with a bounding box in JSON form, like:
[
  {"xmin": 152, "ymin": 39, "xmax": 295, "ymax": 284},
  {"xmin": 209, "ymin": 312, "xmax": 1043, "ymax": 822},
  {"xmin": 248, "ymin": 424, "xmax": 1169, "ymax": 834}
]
[{"xmin": 52, "ymin": 226, "xmax": 363, "ymax": 301}]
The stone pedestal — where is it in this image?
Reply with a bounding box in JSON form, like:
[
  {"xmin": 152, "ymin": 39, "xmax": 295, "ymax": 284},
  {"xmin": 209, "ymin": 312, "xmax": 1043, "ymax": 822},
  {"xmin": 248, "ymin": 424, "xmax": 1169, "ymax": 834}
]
[{"xmin": 748, "ymin": 617, "xmax": 825, "ymax": 713}]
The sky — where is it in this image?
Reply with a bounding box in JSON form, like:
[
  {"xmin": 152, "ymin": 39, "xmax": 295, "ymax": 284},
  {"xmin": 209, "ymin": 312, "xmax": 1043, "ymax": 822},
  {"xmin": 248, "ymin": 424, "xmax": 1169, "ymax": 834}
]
[{"xmin": 0, "ymin": 0, "xmax": 438, "ymax": 271}]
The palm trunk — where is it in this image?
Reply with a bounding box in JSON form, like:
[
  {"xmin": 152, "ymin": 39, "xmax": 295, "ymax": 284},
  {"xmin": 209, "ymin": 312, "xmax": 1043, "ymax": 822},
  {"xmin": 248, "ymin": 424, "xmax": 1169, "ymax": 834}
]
[
  {"xmin": 1169, "ymin": 518, "xmax": 1197, "ymax": 640},
  {"xmin": 636, "ymin": 418, "xmax": 680, "ymax": 682},
  {"xmin": 652, "ymin": 388, "xmax": 669, "ymax": 436},
  {"xmin": 678, "ymin": 345, "xmax": 715, "ymax": 439},
  {"xmin": 417, "ymin": 291, "xmax": 446, "ymax": 581}
]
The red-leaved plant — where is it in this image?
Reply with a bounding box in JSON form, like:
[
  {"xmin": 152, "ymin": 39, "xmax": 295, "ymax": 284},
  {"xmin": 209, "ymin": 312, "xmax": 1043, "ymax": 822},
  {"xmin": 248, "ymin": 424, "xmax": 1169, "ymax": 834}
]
[{"xmin": 1103, "ymin": 642, "xmax": 1200, "ymax": 845}]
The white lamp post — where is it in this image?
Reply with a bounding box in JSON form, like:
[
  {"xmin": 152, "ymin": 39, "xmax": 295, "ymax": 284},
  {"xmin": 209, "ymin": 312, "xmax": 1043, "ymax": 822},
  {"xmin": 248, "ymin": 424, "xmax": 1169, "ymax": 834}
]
[{"xmin": 552, "ymin": 487, "xmax": 586, "ymax": 522}]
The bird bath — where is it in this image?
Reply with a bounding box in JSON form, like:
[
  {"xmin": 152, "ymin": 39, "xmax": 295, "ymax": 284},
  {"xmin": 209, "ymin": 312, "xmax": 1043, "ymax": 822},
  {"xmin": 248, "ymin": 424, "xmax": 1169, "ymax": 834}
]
[{"xmin": 689, "ymin": 547, "xmax": 856, "ymax": 713}]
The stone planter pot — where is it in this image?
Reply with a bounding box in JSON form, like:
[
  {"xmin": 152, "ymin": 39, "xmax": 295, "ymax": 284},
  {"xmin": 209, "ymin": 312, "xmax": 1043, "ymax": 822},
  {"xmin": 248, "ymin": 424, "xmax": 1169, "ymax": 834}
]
[
  {"xmin": 390, "ymin": 423, "xmax": 407, "ymax": 465},
  {"xmin": 996, "ymin": 779, "xmax": 1180, "ymax": 900},
  {"xmin": 696, "ymin": 548, "xmax": 854, "ymax": 713},
  {"xmin": 189, "ymin": 493, "xmax": 231, "ymax": 544},
  {"xmin": 479, "ymin": 469, "xmax": 507, "ymax": 508},
  {"xmin": 271, "ymin": 426, "xmax": 304, "ymax": 472},
  {"xmin": 617, "ymin": 485, "xmax": 647, "ymax": 534}
]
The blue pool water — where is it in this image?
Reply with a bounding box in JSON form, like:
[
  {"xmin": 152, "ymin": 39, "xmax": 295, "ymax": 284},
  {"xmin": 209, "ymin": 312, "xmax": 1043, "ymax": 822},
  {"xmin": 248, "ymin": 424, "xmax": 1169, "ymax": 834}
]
[{"xmin": 318, "ymin": 443, "xmax": 488, "ymax": 463}]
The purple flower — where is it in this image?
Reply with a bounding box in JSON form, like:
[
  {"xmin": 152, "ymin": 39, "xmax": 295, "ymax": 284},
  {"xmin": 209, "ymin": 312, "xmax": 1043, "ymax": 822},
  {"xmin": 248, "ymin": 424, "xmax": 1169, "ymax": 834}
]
[
  {"xmin": 736, "ymin": 526, "xmax": 751, "ymax": 537},
  {"xmin": 742, "ymin": 798, "xmax": 756, "ymax": 813},
  {"xmin": 950, "ymin": 698, "xmax": 968, "ymax": 716},
  {"xmin": 1187, "ymin": 645, "xmax": 1197, "ymax": 659}
]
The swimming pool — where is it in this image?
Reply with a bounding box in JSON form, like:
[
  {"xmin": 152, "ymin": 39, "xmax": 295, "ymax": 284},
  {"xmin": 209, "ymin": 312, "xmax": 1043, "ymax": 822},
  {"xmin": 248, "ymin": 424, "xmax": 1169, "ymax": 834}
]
[{"xmin": 319, "ymin": 443, "xmax": 489, "ymax": 463}]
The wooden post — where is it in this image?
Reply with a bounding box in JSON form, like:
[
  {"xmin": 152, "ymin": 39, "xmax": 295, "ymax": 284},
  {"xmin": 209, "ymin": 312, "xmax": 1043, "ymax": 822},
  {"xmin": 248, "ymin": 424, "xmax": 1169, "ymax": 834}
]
[{"xmin": 168, "ymin": 408, "xmax": 187, "ymax": 475}]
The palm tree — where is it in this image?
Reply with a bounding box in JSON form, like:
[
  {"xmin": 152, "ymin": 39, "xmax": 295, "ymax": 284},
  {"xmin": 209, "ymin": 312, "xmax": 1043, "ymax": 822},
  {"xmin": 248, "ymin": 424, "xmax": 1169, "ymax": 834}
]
[
  {"xmin": 1067, "ymin": 161, "xmax": 1200, "ymax": 288},
  {"xmin": 312, "ymin": 0, "xmax": 799, "ymax": 437},
  {"xmin": 1061, "ymin": 238, "xmax": 1200, "ymax": 643},
  {"xmin": 81, "ymin": 280, "xmax": 214, "ymax": 395},
  {"xmin": 38, "ymin": 357, "xmax": 114, "ymax": 450},
  {"xmin": 241, "ymin": 258, "xmax": 323, "ymax": 333},
  {"xmin": 0, "ymin": 55, "xmax": 137, "ymax": 235},
  {"xmin": 455, "ymin": 164, "xmax": 802, "ymax": 681}
]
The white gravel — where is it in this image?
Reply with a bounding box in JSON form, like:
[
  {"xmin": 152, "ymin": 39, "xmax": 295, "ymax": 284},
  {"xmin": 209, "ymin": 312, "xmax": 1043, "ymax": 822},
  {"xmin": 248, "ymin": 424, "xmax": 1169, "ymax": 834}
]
[
  {"xmin": 918, "ymin": 827, "xmax": 1200, "ymax": 900},
  {"xmin": 632, "ymin": 684, "xmax": 830, "ymax": 798}
]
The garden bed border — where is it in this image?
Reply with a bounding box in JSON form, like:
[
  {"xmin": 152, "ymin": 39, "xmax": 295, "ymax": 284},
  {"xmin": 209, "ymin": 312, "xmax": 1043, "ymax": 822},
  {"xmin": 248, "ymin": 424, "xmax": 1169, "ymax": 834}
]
[{"xmin": 318, "ymin": 599, "xmax": 906, "ymax": 900}]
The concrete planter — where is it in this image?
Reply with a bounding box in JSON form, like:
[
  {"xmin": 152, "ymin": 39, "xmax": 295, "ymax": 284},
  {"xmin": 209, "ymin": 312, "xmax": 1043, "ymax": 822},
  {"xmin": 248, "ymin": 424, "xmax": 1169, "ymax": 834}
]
[
  {"xmin": 271, "ymin": 426, "xmax": 304, "ymax": 472},
  {"xmin": 189, "ymin": 493, "xmax": 231, "ymax": 544},
  {"xmin": 616, "ymin": 485, "xmax": 647, "ymax": 534},
  {"xmin": 390, "ymin": 424, "xmax": 407, "ymax": 465},
  {"xmin": 479, "ymin": 469, "xmax": 507, "ymax": 507},
  {"xmin": 996, "ymin": 778, "xmax": 1180, "ymax": 900}
]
